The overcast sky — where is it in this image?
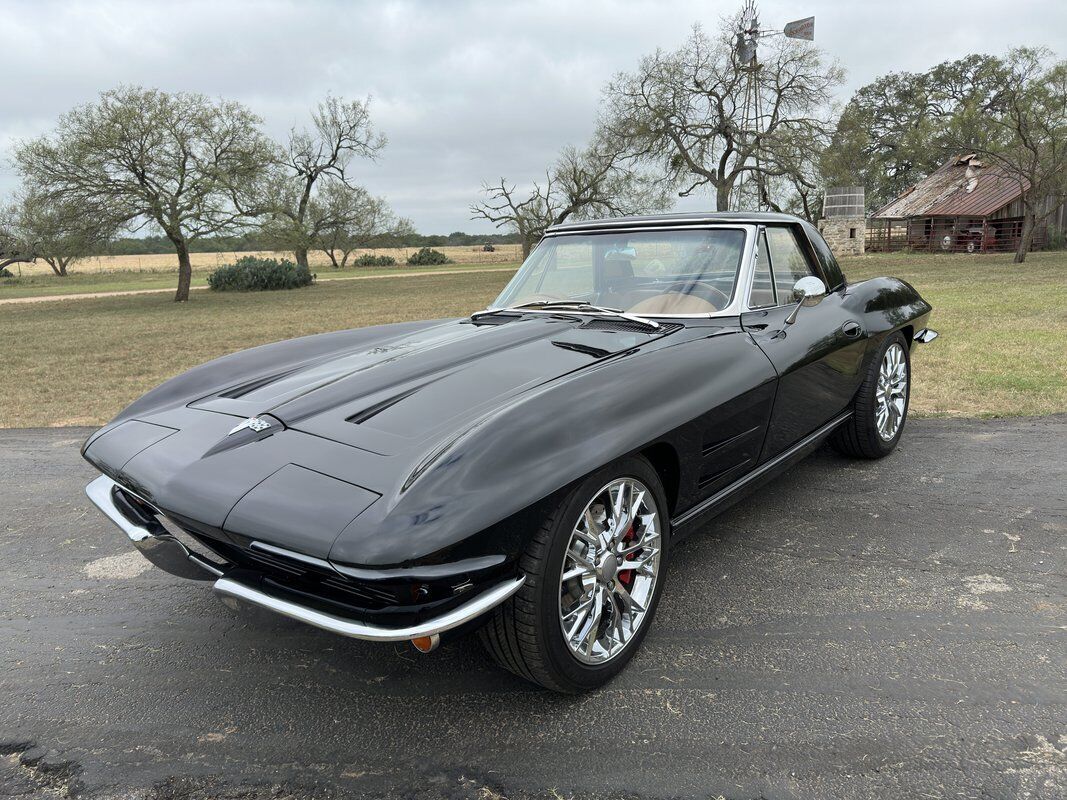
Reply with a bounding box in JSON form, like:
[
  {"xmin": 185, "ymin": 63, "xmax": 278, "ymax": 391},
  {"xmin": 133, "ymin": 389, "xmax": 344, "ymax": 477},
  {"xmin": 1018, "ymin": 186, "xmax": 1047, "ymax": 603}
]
[{"xmin": 1, "ymin": 0, "xmax": 1064, "ymax": 233}]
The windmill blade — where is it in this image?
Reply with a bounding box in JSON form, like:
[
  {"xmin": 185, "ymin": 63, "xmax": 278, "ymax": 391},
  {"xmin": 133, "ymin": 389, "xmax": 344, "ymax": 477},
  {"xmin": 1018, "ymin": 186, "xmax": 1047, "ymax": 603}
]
[{"xmin": 783, "ymin": 16, "xmax": 815, "ymax": 41}]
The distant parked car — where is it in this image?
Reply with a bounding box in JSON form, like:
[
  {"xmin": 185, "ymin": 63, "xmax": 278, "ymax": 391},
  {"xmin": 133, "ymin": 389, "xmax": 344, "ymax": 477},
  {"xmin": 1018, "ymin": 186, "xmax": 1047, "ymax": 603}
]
[
  {"xmin": 83, "ymin": 212, "xmax": 937, "ymax": 692},
  {"xmin": 482, "ymin": 243, "xmax": 495, "ymax": 252},
  {"xmin": 941, "ymin": 226, "xmax": 996, "ymax": 253}
]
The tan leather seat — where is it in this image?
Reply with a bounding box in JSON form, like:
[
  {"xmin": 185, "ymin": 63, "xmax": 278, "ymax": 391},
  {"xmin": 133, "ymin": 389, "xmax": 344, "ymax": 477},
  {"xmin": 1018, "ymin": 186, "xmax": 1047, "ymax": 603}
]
[{"xmin": 628, "ymin": 293, "xmax": 718, "ymax": 315}]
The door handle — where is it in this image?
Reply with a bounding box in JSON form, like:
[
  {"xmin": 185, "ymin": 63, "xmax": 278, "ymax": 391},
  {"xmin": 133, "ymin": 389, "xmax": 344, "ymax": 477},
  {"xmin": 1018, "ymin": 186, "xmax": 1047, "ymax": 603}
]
[{"xmin": 841, "ymin": 321, "xmax": 863, "ymax": 338}]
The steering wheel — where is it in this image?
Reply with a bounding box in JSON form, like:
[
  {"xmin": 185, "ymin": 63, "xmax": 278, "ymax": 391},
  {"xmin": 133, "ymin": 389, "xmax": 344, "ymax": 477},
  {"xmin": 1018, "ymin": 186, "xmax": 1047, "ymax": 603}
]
[{"xmin": 658, "ymin": 280, "xmax": 731, "ymax": 311}]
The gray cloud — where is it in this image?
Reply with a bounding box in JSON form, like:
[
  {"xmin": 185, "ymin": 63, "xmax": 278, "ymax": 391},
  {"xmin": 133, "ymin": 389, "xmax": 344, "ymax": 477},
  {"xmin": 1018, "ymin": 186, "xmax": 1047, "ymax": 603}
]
[{"xmin": 1, "ymin": 0, "xmax": 1063, "ymax": 232}]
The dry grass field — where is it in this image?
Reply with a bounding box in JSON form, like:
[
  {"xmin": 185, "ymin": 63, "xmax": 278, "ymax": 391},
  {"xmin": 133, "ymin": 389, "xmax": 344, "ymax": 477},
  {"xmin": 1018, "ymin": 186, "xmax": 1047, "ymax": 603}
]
[
  {"xmin": 2, "ymin": 250, "xmax": 1065, "ymax": 428},
  {"xmin": 7, "ymin": 244, "xmax": 522, "ymax": 277}
]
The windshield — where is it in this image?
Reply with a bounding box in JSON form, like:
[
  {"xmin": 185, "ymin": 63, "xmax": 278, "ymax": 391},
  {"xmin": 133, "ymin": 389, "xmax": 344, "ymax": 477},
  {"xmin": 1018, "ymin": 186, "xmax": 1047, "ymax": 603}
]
[{"xmin": 491, "ymin": 228, "xmax": 748, "ymax": 316}]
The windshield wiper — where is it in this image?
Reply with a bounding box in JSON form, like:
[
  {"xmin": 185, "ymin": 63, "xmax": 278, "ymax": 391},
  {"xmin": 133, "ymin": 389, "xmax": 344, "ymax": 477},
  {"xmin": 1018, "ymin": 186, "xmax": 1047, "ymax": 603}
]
[{"xmin": 471, "ymin": 301, "xmax": 660, "ymax": 330}]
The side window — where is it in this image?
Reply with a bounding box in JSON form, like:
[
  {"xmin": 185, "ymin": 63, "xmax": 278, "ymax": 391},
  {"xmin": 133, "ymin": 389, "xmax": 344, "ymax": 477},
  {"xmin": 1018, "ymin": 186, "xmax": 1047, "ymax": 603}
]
[
  {"xmin": 749, "ymin": 230, "xmax": 777, "ymax": 308},
  {"xmin": 766, "ymin": 226, "xmax": 816, "ymax": 302}
]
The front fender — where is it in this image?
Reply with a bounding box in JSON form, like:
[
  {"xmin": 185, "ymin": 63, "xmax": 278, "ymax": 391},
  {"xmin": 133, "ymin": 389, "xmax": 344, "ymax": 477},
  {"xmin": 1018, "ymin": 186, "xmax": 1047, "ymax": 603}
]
[
  {"xmin": 848, "ymin": 277, "xmax": 933, "ymax": 338},
  {"xmin": 329, "ymin": 326, "xmax": 777, "ymax": 567}
]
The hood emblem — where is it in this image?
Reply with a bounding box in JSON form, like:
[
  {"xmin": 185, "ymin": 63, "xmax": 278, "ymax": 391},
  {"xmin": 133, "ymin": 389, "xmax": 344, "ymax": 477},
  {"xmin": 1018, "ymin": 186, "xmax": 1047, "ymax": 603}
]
[{"xmin": 229, "ymin": 416, "xmax": 273, "ymax": 436}]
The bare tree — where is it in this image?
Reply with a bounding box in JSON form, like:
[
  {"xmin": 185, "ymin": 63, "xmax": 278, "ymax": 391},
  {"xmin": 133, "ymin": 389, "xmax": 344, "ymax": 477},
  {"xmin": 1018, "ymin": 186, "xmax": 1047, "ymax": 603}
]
[
  {"xmin": 944, "ymin": 49, "xmax": 1067, "ymax": 263},
  {"xmin": 1, "ymin": 190, "xmax": 117, "ymax": 276},
  {"xmin": 15, "ymin": 86, "xmax": 272, "ymax": 301},
  {"xmin": 312, "ymin": 182, "xmax": 414, "ymax": 269},
  {"xmin": 600, "ymin": 23, "xmax": 842, "ymax": 212},
  {"xmin": 472, "ymin": 144, "xmax": 668, "ymax": 258},
  {"xmin": 267, "ymin": 96, "xmax": 387, "ymax": 270},
  {"xmin": 0, "ymin": 201, "xmax": 34, "ymax": 274}
]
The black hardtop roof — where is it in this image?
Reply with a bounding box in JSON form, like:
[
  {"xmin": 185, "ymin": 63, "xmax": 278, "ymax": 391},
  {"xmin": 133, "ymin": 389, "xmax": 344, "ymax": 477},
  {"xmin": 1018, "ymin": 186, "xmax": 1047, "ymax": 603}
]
[{"xmin": 545, "ymin": 211, "xmax": 804, "ymax": 233}]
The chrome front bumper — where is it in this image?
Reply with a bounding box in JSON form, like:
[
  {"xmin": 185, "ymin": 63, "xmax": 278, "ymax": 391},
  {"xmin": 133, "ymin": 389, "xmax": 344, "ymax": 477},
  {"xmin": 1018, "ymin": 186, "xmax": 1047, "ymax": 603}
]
[
  {"xmin": 85, "ymin": 474, "xmax": 525, "ymax": 642},
  {"xmin": 85, "ymin": 474, "xmax": 224, "ymax": 580}
]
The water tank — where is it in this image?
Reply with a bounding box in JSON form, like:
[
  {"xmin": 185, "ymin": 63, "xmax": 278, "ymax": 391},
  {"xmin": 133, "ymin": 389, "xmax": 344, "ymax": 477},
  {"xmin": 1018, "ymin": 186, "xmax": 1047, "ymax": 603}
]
[{"xmin": 823, "ymin": 186, "xmax": 865, "ymax": 218}]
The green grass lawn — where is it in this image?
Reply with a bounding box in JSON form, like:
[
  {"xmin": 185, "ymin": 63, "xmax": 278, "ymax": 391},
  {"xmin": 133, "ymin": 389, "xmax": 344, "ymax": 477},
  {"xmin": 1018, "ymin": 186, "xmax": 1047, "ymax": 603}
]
[
  {"xmin": 0, "ymin": 261, "xmax": 517, "ymax": 300},
  {"xmin": 2, "ymin": 251, "xmax": 1064, "ymax": 428},
  {"xmin": 839, "ymin": 250, "xmax": 1067, "ymax": 418}
]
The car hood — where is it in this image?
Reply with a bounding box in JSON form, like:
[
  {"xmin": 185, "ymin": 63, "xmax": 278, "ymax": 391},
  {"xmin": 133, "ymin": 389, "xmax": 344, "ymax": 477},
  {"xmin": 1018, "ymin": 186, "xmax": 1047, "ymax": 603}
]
[
  {"xmin": 186, "ymin": 315, "xmax": 670, "ymax": 455},
  {"xmin": 83, "ymin": 314, "xmax": 684, "ymax": 565}
]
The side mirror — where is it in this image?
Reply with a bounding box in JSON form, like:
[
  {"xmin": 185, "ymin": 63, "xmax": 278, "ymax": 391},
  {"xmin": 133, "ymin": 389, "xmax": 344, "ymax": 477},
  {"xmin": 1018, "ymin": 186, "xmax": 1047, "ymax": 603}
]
[{"xmin": 784, "ymin": 276, "xmax": 827, "ymax": 325}]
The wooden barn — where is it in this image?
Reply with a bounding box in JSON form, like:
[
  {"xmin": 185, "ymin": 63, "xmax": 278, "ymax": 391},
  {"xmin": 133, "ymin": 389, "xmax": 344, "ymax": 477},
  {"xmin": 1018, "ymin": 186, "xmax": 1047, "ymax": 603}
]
[{"xmin": 866, "ymin": 154, "xmax": 1067, "ymax": 253}]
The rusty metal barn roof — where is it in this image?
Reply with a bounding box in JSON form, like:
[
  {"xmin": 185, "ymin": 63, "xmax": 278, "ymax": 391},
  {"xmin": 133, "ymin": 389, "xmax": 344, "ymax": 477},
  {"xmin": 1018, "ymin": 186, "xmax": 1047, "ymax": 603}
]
[{"xmin": 872, "ymin": 156, "xmax": 1028, "ymax": 219}]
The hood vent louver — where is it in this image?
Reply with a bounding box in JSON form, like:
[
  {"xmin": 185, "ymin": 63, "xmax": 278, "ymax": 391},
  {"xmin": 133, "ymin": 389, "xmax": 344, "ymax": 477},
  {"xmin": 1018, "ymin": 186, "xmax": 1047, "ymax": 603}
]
[
  {"xmin": 219, "ymin": 369, "xmax": 300, "ymax": 399},
  {"xmin": 551, "ymin": 340, "xmax": 612, "ymax": 359},
  {"xmin": 467, "ymin": 313, "xmax": 520, "ymax": 326},
  {"xmin": 346, "ymin": 385, "xmax": 424, "ymax": 425},
  {"xmin": 580, "ymin": 319, "xmax": 682, "ymax": 335}
]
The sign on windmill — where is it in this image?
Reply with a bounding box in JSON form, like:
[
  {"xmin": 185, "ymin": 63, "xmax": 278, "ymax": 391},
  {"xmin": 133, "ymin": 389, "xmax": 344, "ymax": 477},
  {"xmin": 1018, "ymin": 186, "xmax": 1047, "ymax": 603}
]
[{"xmin": 783, "ymin": 16, "xmax": 815, "ymax": 41}]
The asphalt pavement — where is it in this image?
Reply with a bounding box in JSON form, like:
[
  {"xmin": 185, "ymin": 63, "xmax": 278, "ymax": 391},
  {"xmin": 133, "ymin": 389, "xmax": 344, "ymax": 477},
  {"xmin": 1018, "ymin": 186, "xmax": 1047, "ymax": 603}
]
[{"xmin": 1, "ymin": 417, "xmax": 1064, "ymax": 799}]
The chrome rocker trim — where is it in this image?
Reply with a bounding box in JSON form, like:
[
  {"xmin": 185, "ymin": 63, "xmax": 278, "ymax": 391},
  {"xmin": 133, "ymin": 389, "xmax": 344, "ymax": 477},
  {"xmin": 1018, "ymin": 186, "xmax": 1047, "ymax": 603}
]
[
  {"xmin": 214, "ymin": 573, "xmax": 526, "ymax": 643},
  {"xmin": 85, "ymin": 473, "xmax": 526, "ymax": 642}
]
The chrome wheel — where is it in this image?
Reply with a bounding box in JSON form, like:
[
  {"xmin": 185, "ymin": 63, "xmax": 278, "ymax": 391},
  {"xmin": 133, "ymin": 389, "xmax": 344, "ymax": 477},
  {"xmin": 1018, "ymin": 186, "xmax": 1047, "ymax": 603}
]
[
  {"xmin": 558, "ymin": 478, "xmax": 661, "ymax": 665},
  {"xmin": 876, "ymin": 342, "xmax": 908, "ymax": 440}
]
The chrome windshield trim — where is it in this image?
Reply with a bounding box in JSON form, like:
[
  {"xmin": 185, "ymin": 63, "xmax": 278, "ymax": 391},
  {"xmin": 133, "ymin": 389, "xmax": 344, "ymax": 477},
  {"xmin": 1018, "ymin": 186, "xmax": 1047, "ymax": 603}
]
[
  {"xmin": 214, "ymin": 573, "xmax": 527, "ymax": 642},
  {"xmin": 487, "ymin": 224, "xmax": 758, "ymax": 321}
]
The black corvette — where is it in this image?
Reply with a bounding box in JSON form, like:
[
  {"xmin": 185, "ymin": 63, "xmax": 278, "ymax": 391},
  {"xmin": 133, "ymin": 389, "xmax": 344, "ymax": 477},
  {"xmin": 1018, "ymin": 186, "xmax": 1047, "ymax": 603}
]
[{"xmin": 84, "ymin": 212, "xmax": 936, "ymax": 692}]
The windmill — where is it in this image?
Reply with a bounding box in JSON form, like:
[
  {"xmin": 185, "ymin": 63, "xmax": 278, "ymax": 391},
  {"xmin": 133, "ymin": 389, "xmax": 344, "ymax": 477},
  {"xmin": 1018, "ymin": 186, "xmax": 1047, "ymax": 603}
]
[{"xmin": 730, "ymin": 1, "xmax": 815, "ymax": 211}]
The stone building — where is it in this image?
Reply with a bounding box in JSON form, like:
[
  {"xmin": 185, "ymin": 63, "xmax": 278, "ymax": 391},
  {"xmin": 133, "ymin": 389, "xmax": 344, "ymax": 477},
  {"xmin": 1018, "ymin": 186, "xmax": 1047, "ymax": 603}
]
[{"xmin": 817, "ymin": 186, "xmax": 865, "ymax": 257}]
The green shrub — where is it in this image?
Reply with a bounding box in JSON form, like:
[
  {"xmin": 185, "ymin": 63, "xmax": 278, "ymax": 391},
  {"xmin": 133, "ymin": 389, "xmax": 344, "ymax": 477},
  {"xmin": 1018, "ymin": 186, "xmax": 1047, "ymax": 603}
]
[
  {"xmin": 1047, "ymin": 227, "xmax": 1066, "ymax": 251},
  {"xmin": 406, "ymin": 247, "xmax": 452, "ymax": 266},
  {"xmin": 353, "ymin": 254, "xmax": 397, "ymax": 267},
  {"xmin": 207, "ymin": 256, "xmax": 314, "ymax": 292},
  {"xmin": 0, "ymin": 267, "xmax": 13, "ymax": 278}
]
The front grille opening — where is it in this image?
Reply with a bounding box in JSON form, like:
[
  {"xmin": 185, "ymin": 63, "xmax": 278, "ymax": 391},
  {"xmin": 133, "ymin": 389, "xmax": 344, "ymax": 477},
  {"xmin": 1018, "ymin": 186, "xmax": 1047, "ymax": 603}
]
[{"xmin": 204, "ymin": 538, "xmax": 415, "ymax": 613}]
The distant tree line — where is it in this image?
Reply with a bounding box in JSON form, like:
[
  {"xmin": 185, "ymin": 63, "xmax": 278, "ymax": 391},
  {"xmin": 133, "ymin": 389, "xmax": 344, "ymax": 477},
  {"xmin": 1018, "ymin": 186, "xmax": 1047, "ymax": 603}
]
[{"xmin": 86, "ymin": 229, "xmax": 521, "ymax": 257}]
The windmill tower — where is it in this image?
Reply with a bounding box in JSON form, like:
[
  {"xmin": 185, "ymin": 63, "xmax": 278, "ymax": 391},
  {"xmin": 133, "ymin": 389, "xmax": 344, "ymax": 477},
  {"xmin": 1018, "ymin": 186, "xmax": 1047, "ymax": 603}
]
[{"xmin": 729, "ymin": 2, "xmax": 815, "ymax": 211}]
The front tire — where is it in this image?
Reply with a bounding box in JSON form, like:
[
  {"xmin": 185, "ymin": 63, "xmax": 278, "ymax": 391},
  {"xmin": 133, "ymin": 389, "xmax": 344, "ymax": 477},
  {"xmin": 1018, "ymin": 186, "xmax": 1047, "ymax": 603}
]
[
  {"xmin": 831, "ymin": 332, "xmax": 911, "ymax": 459},
  {"xmin": 479, "ymin": 456, "xmax": 669, "ymax": 692}
]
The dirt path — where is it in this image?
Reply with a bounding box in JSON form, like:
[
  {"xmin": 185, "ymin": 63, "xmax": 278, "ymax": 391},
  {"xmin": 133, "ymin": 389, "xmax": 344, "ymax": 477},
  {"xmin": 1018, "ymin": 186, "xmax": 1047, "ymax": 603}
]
[{"xmin": 0, "ymin": 266, "xmax": 518, "ymax": 305}]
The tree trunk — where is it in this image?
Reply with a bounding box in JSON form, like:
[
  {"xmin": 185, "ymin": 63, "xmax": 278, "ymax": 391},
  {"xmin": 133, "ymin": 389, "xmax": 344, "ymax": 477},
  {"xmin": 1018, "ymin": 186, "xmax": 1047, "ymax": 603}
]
[
  {"xmin": 716, "ymin": 182, "xmax": 732, "ymax": 212},
  {"xmin": 294, "ymin": 247, "xmax": 310, "ymax": 270},
  {"xmin": 521, "ymin": 236, "xmax": 535, "ymax": 260},
  {"xmin": 174, "ymin": 237, "xmax": 192, "ymax": 301},
  {"xmin": 1014, "ymin": 214, "xmax": 1035, "ymax": 264}
]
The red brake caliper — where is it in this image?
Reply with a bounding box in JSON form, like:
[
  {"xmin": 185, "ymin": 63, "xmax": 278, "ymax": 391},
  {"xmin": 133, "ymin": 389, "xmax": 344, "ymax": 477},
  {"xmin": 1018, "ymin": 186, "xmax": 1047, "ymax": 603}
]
[{"xmin": 618, "ymin": 524, "xmax": 636, "ymax": 587}]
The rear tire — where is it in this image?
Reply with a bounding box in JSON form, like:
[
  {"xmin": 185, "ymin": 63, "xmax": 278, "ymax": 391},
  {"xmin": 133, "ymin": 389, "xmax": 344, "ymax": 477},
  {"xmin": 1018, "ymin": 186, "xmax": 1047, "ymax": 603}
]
[
  {"xmin": 479, "ymin": 456, "xmax": 669, "ymax": 692},
  {"xmin": 831, "ymin": 332, "xmax": 911, "ymax": 459}
]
